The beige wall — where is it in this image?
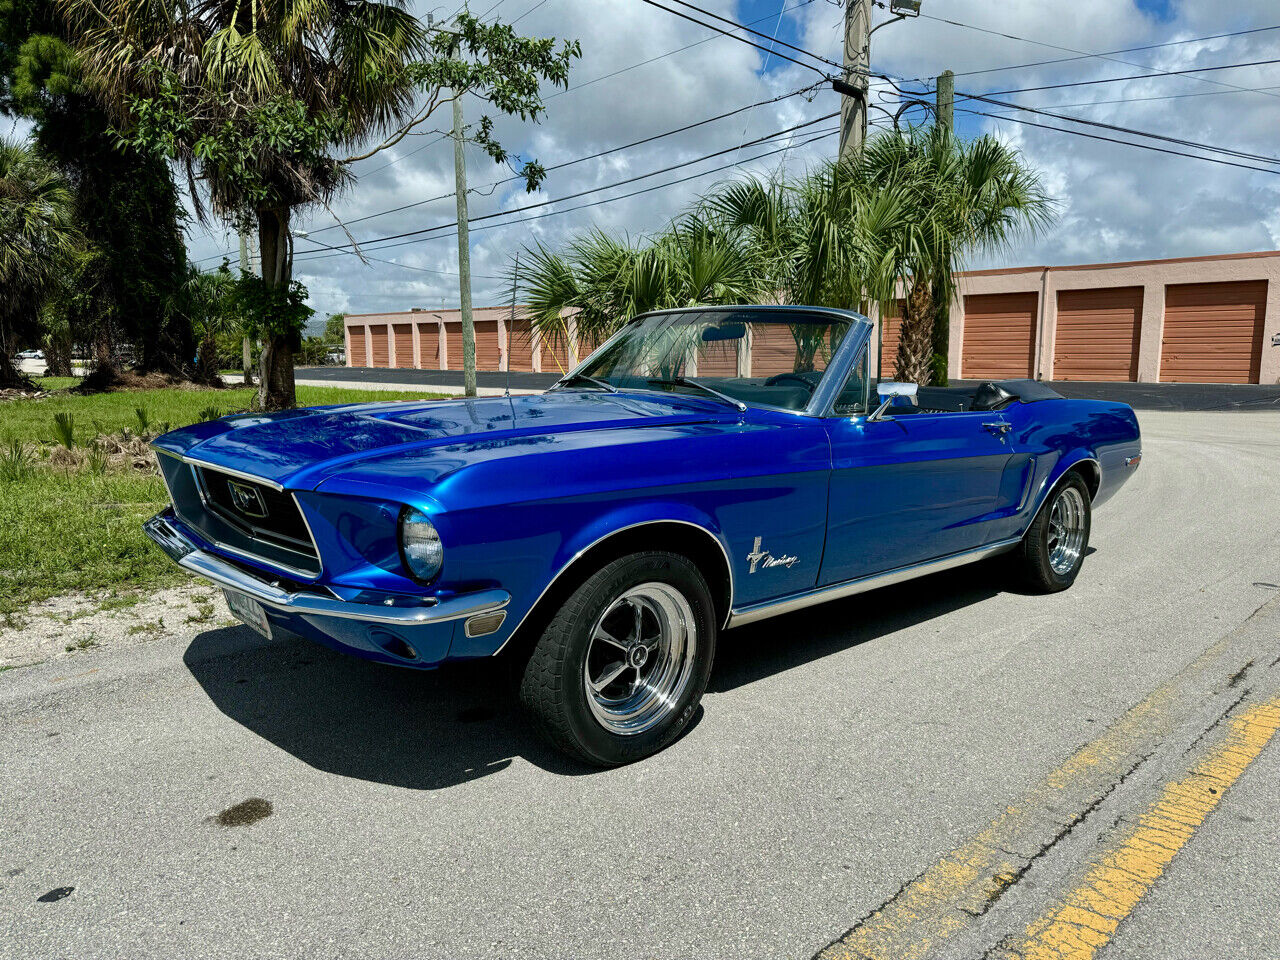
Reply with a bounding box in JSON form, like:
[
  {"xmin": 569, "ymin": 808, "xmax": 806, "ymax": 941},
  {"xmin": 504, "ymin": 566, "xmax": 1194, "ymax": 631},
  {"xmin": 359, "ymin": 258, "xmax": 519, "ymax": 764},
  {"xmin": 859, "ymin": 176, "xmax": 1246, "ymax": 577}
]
[
  {"xmin": 344, "ymin": 307, "xmax": 531, "ymax": 371},
  {"xmin": 951, "ymin": 251, "xmax": 1280, "ymax": 384}
]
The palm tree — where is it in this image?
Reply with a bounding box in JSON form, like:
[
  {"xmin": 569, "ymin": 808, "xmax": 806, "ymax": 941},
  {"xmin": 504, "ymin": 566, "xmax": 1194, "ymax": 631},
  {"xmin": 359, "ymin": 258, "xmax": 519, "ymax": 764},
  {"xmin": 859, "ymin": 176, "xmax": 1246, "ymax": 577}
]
[
  {"xmin": 0, "ymin": 139, "xmax": 79, "ymax": 388},
  {"xmin": 862, "ymin": 126, "xmax": 1056, "ymax": 385},
  {"xmin": 172, "ymin": 264, "xmax": 239, "ymax": 383},
  {"xmin": 700, "ymin": 159, "xmax": 911, "ymax": 314},
  {"xmin": 520, "ymin": 219, "xmax": 767, "ymax": 351},
  {"xmin": 58, "ymin": 0, "xmax": 578, "ymax": 409}
]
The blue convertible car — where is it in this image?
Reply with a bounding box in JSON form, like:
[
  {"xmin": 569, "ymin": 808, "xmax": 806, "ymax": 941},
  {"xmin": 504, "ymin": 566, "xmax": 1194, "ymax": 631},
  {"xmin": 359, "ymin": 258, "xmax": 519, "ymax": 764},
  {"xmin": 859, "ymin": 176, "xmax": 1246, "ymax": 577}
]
[{"xmin": 145, "ymin": 306, "xmax": 1141, "ymax": 764}]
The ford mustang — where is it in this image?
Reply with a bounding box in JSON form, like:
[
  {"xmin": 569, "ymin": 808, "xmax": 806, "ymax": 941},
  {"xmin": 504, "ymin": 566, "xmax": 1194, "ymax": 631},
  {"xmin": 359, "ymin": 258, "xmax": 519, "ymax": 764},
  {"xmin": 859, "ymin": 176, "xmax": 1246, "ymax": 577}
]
[{"xmin": 145, "ymin": 306, "xmax": 1141, "ymax": 765}]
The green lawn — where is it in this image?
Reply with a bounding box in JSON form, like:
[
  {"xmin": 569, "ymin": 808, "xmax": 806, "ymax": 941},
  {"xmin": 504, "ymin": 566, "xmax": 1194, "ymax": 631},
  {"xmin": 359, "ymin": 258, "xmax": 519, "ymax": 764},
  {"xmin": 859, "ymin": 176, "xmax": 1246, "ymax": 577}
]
[
  {"xmin": 0, "ymin": 381, "xmax": 447, "ymax": 617},
  {"xmin": 8, "ymin": 380, "xmax": 446, "ymax": 446}
]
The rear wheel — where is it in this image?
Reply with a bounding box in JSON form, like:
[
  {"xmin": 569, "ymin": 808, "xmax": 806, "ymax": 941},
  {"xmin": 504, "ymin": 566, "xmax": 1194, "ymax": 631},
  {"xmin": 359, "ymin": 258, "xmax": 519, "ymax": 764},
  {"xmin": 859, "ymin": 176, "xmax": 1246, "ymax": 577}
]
[
  {"xmin": 519, "ymin": 551, "xmax": 716, "ymax": 766},
  {"xmin": 1013, "ymin": 473, "xmax": 1092, "ymax": 592}
]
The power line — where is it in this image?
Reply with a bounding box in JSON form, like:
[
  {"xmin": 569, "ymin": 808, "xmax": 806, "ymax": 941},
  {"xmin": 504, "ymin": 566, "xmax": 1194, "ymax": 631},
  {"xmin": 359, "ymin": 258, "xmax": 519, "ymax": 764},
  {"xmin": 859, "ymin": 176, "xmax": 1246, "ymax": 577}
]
[
  {"xmin": 314, "ymin": 83, "xmax": 825, "ymax": 236},
  {"xmin": 542, "ymin": 0, "xmax": 819, "ymax": 103},
  {"xmin": 917, "ymin": 14, "xmax": 1280, "ymax": 103},
  {"xmin": 969, "ymin": 56, "xmax": 1280, "ymax": 99},
  {"xmin": 942, "ymin": 23, "xmax": 1280, "ymax": 81},
  {"xmin": 960, "ymin": 89, "xmax": 1280, "ymax": 166},
  {"xmin": 969, "ymin": 83, "xmax": 1280, "ymax": 113},
  {"xmin": 959, "ymin": 107, "xmax": 1280, "ymax": 177},
  {"xmin": 293, "ymin": 124, "xmax": 848, "ymax": 266},
  {"xmin": 196, "ymin": 83, "xmax": 828, "ymax": 265},
  {"xmin": 305, "ymin": 112, "xmax": 839, "ymax": 256},
  {"xmin": 637, "ymin": 0, "xmax": 834, "ymax": 76},
  {"xmin": 658, "ymin": 0, "xmax": 842, "ymax": 70}
]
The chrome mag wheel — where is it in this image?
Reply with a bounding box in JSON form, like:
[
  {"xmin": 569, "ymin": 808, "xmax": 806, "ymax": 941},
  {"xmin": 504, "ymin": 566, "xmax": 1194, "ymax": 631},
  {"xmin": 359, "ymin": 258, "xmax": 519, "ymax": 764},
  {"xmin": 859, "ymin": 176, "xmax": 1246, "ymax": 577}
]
[
  {"xmin": 583, "ymin": 582, "xmax": 698, "ymax": 736},
  {"xmin": 1047, "ymin": 485, "xmax": 1087, "ymax": 575}
]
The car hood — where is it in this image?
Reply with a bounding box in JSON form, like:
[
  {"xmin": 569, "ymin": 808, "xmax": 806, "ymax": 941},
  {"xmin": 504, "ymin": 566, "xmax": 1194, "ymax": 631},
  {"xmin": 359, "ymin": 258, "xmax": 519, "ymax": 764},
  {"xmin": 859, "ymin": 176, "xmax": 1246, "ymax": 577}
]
[{"xmin": 152, "ymin": 390, "xmax": 726, "ymax": 490}]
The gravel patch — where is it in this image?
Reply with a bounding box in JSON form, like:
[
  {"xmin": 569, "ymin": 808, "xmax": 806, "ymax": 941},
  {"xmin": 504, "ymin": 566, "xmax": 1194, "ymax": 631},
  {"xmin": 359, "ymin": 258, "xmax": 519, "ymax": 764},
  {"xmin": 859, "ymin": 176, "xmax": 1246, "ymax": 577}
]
[{"xmin": 0, "ymin": 585, "xmax": 230, "ymax": 669}]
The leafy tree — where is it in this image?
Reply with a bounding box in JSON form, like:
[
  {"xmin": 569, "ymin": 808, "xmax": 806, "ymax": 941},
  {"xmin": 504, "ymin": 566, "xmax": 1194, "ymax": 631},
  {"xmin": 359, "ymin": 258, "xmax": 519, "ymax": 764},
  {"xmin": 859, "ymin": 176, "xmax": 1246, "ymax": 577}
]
[
  {"xmin": 0, "ymin": 138, "xmax": 80, "ymax": 387},
  {"xmin": 0, "ymin": 0, "xmax": 192, "ymax": 379},
  {"xmin": 59, "ymin": 0, "xmax": 579, "ymax": 410}
]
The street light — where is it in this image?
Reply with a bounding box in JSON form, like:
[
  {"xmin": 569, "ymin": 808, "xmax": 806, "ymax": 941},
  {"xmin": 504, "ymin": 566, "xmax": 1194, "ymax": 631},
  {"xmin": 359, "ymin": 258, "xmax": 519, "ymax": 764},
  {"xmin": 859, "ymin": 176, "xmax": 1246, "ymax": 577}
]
[{"xmin": 889, "ymin": 0, "xmax": 922, "ymax": 16}]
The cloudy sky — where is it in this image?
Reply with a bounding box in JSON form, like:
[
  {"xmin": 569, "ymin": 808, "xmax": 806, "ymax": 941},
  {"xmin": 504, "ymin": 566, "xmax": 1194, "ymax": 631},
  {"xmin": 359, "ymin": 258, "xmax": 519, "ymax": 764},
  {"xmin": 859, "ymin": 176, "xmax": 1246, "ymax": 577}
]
[{"xmin": 173, "ymin": 0, "xmax": 1280, "ymax": 325}]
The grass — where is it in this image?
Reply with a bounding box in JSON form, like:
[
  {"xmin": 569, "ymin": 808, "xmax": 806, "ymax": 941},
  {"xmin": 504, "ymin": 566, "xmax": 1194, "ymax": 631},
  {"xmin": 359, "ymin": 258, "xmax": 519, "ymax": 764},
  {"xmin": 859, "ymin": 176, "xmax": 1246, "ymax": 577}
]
[
  {"xmin": 0, "ymin": 381, "xmax": 448, "ymax": 614},
  {"xmin": 4, "ymin": 382, "xmax": 447, "ymax": 446}
]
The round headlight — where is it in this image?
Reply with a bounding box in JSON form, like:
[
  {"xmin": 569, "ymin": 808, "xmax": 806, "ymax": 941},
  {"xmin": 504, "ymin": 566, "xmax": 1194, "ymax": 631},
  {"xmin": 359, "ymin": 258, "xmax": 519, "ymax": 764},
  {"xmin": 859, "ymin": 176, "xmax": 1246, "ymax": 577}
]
[{"xmin": 399, "ymin": 507, "xmax": 443, "ymax": 583}]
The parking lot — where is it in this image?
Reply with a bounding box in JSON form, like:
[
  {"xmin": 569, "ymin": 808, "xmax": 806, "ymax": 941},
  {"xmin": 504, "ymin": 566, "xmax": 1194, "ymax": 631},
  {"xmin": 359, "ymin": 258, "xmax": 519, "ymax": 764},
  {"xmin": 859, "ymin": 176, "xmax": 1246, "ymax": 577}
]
[{"xmin": 3, "ymin": 409, "xmax": 1278, "ymax": 959}]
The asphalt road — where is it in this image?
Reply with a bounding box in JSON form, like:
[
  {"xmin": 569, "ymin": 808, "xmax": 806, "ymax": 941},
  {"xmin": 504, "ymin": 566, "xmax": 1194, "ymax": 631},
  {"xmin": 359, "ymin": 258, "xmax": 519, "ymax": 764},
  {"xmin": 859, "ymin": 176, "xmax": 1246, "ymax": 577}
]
[{"xmin": 4, "ymin": 410, "xmax": 1280, "ymax": 960}]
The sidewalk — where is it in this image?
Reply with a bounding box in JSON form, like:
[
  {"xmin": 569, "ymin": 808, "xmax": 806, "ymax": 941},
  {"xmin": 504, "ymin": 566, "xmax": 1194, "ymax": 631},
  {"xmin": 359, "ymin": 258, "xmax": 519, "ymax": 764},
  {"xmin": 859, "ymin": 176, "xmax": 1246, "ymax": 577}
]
[{"xmin": 295, "ymin": 366, "xmax": 557, "ymax": 397}]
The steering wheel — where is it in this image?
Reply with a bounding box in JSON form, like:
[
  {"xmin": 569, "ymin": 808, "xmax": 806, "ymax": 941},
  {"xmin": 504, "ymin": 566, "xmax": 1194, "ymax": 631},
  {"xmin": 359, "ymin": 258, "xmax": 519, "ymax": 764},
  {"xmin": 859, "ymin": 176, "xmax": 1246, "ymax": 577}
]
[{"xmin": 764, "ymin": 372, "xmax": 820, "ymax": 394}]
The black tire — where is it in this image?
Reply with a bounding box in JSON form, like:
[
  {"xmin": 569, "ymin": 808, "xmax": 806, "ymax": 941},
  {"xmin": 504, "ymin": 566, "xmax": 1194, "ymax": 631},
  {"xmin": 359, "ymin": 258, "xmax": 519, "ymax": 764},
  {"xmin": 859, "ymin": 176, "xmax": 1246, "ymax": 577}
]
[
  {"xmin": 1013, "ymin": 472, "xmax": 1092, "ymax": 592},
  {"xmin": 518, "ymin": 551, "xmax": 716, "ymax": 766}
]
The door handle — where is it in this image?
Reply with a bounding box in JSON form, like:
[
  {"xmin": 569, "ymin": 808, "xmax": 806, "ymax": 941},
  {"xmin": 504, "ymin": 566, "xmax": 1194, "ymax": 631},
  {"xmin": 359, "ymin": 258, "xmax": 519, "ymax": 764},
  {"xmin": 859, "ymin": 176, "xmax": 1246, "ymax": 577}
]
[{"xmin": 982, "ymin": 421, "xmax": 1011, "ymax": 435}]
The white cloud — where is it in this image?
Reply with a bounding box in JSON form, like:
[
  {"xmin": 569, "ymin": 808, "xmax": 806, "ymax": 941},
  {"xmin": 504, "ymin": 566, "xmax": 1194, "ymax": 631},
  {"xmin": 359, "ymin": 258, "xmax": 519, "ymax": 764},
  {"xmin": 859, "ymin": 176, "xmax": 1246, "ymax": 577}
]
[{"xmin": 168, "ymin": 0, "xmax": 1280, "ymax": 313}]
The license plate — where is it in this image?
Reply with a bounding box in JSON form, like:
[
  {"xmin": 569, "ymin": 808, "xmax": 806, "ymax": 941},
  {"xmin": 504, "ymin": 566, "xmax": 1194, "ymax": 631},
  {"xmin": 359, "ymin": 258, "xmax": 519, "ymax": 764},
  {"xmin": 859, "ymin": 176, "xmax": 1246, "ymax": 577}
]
[{"xmin": 224, "ymin": 589, "xmax": 272, "ymax": 640}]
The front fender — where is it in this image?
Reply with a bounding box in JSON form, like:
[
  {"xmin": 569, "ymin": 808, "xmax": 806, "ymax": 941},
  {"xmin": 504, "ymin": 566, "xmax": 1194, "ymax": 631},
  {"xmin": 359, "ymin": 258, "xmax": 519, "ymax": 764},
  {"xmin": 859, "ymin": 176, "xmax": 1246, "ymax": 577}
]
[{"xmin": 447, "ymin": 501, "xmax": 732, "ymax": 660}]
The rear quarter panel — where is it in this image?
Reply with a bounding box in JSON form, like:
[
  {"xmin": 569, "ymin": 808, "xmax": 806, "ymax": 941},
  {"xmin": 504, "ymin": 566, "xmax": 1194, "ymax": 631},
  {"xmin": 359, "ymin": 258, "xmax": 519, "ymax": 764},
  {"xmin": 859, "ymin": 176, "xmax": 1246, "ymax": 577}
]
[{"xmin": 990, "ymin": 398, "xmax": 1141, "ymax": 543}]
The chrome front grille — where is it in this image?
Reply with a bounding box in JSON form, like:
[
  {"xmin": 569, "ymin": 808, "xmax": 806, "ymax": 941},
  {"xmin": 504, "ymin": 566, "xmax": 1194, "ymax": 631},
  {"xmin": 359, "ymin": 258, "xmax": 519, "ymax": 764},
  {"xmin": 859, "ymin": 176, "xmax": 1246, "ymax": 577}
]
[{"xmin": 155, "ymin": 453, "xmax": 321, "ymax": 578}]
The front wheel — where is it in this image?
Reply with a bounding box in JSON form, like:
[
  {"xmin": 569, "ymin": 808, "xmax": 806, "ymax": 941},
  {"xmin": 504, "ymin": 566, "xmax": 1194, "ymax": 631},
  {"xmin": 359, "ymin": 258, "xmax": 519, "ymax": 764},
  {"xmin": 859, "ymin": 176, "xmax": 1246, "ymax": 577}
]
[
  {"xmin": 1012, "ymin": 473, "xmax": 1092, "ymax": 592},
  {"xmin": 519, "ymin": 552, "xmax": 716, "ymax": 766}
]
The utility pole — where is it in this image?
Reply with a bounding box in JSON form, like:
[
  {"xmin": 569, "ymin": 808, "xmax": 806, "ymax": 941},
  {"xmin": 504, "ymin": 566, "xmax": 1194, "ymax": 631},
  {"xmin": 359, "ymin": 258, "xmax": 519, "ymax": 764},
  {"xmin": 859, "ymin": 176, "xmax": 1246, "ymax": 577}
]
[
  {"xmin": 936, "ymin": 69, "xmax": 954, "ymax": 131},
  {"xmin": 237, "ymin": 229, "xmax": 255, "ymax": 386},
  {"xmin": 838, "ymin": 0, "xmax": 872, "ymax": 160},
  {"xmin": 451, "ymin": 75, "xmax": 478, "ymax": 398},
  {"xmin": 931, "ymin": 68, "xmax": 955, "ymax": 385}
]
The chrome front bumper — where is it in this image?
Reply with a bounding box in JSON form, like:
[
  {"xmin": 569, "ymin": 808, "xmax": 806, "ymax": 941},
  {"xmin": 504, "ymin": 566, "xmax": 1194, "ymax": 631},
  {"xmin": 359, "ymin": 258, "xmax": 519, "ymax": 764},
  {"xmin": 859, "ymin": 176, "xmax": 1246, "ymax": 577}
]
[{"xmin": 143, "ymin": 510, "xmax": 509, "ymax": 627}]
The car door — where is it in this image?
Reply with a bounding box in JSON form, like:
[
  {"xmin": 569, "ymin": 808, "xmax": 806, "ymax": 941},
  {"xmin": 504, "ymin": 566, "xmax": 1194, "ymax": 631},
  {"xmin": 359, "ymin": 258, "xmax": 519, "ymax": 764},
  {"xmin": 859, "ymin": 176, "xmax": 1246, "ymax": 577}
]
[{"xmin": 819, "ymin": 409, "xmax": 1017, "ymax": 585}]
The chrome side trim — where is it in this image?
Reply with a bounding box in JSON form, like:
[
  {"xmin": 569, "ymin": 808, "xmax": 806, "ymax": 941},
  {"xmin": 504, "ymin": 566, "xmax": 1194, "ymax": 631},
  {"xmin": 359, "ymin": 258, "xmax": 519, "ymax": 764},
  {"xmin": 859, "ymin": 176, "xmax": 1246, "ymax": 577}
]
[
  {"xmin": 491, "ymin": 518, "xmax": 736, "ymax": 655},
  {"xmin": 144, "ymin": 511, "xmax": 507, "ymax": 626},
  {"xmin": 725, "ymin": 537, "xmax": 1022, "ymax": 629}
]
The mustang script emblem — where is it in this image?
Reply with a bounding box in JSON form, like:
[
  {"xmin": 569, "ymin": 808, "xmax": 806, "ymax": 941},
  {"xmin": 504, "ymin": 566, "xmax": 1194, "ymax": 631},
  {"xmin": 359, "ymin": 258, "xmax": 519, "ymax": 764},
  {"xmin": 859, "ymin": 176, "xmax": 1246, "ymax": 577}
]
[
  {"xmin": 227, "ymin": 480, "xmax": 269, "ymax": 518},
  {"xmin": 746, "ymin": 536, "xmax": 799, "ymax": 574}
]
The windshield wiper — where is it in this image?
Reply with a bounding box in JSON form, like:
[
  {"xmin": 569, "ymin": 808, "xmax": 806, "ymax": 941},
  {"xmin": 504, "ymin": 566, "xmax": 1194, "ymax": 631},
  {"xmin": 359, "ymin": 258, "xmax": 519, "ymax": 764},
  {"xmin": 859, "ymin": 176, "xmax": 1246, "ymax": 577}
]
[
  {"xmin": 647, "ymin": 377, "xmax": 747, "ymax": 412},
  {"xmin": 552, "ymin": 372, "xmax": 618, "ymax": 393}
]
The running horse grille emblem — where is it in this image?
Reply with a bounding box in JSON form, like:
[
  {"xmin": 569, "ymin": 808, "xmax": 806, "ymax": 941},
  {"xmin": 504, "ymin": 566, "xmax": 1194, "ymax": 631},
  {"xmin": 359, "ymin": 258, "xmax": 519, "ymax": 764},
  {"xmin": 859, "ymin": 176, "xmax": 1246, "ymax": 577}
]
[
  {"xmin": 746, "ymin": 536, "xmax": 799, "ymax": 574},
  {"xmin": 227, "ymin": 480, "xmax": 269, "ymax": 519}
]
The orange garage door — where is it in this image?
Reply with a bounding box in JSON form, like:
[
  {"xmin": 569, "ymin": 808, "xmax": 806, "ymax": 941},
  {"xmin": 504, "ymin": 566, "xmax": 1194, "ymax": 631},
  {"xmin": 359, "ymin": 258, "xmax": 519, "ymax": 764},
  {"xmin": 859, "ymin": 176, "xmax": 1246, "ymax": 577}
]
[
  {"xmin": 347, "ymin": 326, "xmax": 366, "ymax": 366},
  {"xmin": 507, "ymin": 320, "xmax": 535, "ymax": 371},
  {"xmin": 443, "ymin": 321, "xmax": 502, "ymax": 371},
  {"xmin": 877, "ymin": 300, "xmax": 905, "ymax": 379},
  {"xmin": 1160, "ymin": 281, "xmax": 1266, "ymax": 383},
  {"xmin": 962, "ymin": 292, "xmax": 1037, "ymax": 379},
  {"xmin": 1053, "ymin": 287, "xmax": 1142, "ymax": 381},
  {"xmin": 417, "ymin": 321, "xmax": 440, "ymax": 368},
  {"xmin": 369, "ymin": 324, "xmax": 390, "ymax": 368},
  {"xmin": 392, "ymin": 323, "xmax": 413, "ymax": 368}
]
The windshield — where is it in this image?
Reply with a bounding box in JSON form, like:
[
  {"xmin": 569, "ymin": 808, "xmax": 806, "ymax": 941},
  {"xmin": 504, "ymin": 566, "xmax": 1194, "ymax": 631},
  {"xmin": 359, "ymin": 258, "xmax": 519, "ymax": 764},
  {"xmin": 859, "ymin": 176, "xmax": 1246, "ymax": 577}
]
[{"xmin": 570, "ymin": 309, "xmax": 851, "ymax": 413}]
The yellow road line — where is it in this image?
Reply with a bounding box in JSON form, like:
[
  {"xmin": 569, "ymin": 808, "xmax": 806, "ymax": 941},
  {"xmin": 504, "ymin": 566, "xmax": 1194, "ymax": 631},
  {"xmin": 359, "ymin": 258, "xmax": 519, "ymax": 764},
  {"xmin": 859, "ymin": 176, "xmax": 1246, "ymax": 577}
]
[
  {"xmin": 1005, "ymin": 697, "xmax": 1280, "ymax": 960},
  {"xmin": 815, "ymin": 596, "xmax": 1278, "ymax": 960}
]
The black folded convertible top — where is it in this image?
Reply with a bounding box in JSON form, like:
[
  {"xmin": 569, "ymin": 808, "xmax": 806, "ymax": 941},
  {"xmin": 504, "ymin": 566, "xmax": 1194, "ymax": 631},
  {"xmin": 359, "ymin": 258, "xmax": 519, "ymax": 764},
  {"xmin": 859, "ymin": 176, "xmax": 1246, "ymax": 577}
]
[{"xmin": 993, "ymin": 380, "xmax": 1065, "ymax": 403}]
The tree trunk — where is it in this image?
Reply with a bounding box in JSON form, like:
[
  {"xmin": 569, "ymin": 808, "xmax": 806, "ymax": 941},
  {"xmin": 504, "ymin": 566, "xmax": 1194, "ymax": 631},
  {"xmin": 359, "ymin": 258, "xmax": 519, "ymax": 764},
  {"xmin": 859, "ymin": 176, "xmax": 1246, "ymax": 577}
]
[
  {"xmin": 929, "ymin": 276, "xmax": 950, "ymax": 386},
  {"xmin": 254, "ymin": 208, "xmax": 297, "ymax": 411},
  {"xmin": 242, "ymin": 335, "xmax": 254, "ymax": 386},
  {"xmin": 894, "ymin": 276, "xmax": 935, "ymax": 386}
]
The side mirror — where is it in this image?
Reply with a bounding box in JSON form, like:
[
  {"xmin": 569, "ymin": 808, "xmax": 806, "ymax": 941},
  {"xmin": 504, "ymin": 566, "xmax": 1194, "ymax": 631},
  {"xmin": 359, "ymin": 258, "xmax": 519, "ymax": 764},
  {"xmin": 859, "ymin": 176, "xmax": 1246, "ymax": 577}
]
[{"xmin": 868, "ymin": 381, "xmax": 918, "ymax": 421}]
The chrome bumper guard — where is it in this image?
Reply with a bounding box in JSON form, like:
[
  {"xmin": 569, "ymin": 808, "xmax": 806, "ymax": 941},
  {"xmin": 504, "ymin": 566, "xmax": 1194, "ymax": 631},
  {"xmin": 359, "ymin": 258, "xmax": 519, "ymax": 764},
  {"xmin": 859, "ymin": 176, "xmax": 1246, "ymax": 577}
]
[{"xmin": 143, "ymin": 511, "xmax": 509, "ymax": 627}]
